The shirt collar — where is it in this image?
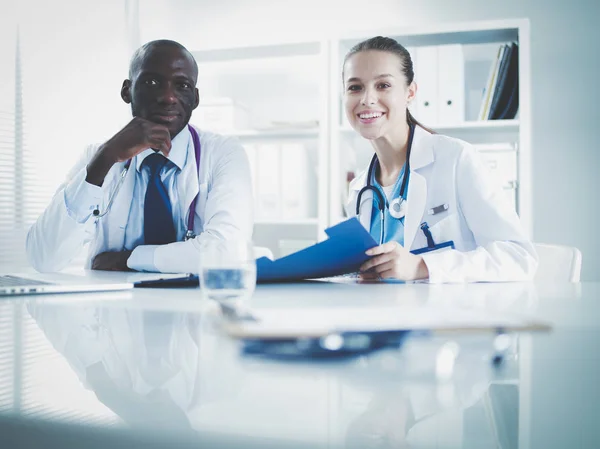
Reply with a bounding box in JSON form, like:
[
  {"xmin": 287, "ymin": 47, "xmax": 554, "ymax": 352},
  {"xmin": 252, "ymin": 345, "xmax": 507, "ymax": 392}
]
[{"xmin": 135, "ymin": 126, "xmax": 190, "ymax": 173}]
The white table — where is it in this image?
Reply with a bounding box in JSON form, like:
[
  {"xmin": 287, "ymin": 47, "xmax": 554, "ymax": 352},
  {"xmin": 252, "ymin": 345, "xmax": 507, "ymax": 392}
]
[{"xmin": 0, "ymin": 272, "xmax": 598, "ymax": 449}]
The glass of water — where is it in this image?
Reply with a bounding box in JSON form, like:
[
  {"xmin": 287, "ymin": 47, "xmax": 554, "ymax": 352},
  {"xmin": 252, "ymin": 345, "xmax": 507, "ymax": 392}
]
[{"xmin": 198, "ymin": 240, "xmax": 256, "ymax": 305}]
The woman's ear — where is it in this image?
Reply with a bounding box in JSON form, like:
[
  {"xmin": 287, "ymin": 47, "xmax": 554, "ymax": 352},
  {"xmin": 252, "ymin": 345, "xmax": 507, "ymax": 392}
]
[
  {"xmin": 121, "ymin": 79, "xmax": 132, "ymax": 104},
  {"xmin": 407, "ymin": 81, "xmax": 417, "ymax": 104}
]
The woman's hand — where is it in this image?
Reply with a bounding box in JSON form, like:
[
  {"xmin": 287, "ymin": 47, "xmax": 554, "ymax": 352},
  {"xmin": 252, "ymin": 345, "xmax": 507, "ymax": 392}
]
[{"xmin": 359, "ymin": 241, "xmax": 429, "ymax": 281}]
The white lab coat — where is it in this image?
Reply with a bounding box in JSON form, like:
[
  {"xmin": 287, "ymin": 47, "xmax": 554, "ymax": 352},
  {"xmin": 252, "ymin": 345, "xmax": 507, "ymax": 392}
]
[
  {"xmin": 345, "ymin": 126, "xmax": 537, "ymax": 283},
  {"xmin": 26, "ymin": 128, "xmax": 253, "ymax": 274}
]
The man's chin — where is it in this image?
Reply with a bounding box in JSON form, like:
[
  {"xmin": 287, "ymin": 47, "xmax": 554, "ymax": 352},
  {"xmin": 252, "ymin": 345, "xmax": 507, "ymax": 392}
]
[
  {"xmin": 168, "ymin": 124, "xmax": 186, "ymax": 138},
  {"xmin": 156, "ymin": 121, "xmax": 185, "ymax": 138}
]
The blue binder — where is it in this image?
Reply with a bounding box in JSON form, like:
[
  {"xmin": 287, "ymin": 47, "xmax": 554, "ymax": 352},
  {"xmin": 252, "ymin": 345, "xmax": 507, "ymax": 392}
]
[{"xmin": 256, "ymin": 217, "xmax": 378, "ymax": 282}]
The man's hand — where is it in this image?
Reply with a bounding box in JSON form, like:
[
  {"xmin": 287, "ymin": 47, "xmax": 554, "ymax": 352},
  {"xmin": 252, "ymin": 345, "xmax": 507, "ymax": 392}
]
[
  {"xmin": 86, "ymin": 117, "xmax": 172, "ymax": 186},
  {"xmin": 92, "ymin": 250, "xmax": 133, "ymax": 271},
  {"xmin": 359, "ymin": 241, "xmax": 429, "ymax": 281}
]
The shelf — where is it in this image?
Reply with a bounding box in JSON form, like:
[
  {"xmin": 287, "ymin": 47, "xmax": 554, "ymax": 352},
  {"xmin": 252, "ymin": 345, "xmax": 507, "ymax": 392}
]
[
  {"xmin": 223, "ymin": 128, "xmax": 319, "ymax": 140},
  {"xmin": 340, "ymin": 120, "xmax": 519, "ymax": 134},
  {"xmin": 192, "ymin": 42, "xmax": 321, "ymax": 63},
  {"xmin": 432, "ymin": 119, "xmax": 520, "ymax": 132},
  {"xmin": 338, "ymin": 19, "xmax": 525, "ymax": 49}
]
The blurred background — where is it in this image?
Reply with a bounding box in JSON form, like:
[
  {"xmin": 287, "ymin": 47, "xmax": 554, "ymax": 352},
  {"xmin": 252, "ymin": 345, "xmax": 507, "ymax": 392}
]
[{"xmin": 0, "ymin": 0, "xmax": 598, "ymax": 279}]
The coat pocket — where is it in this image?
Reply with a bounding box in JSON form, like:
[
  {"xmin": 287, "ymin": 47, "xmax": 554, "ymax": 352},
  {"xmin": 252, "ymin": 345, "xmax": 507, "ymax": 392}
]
[{"xmin": 427, "ymin": 214, "xmax": 458, "ymax": 245}]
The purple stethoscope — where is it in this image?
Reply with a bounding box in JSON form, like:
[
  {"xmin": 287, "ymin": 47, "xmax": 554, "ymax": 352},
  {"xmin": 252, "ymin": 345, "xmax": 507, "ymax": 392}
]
[{"xmin": 93, "ymin": 124, "xmax": 201, "ymax": 241}]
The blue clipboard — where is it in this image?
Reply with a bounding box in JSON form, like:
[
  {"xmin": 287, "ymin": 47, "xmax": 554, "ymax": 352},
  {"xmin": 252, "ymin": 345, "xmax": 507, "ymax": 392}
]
[
  {"xmin": 256, "ymin": 217, "xmax": 457, "ymax": 283},
  {"xmin": 256, "ymin": 217, "xmax": 377, "ymax": 282}
]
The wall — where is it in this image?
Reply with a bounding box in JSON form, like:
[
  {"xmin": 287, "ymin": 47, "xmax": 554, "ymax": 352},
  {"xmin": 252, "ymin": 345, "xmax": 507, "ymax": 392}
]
[
  {"xmin": 16, "ymin": 0, "xmax": 131, "ymax": 191},
  {"xmin": 138, "ymin": 0, "xmax": 600, "ymax": 280}
]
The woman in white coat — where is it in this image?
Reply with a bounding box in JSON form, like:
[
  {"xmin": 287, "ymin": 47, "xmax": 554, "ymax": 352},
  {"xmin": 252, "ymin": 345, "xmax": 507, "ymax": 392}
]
[{"xmin": 343, "ymin": 36, "xmax": 537, "ymax": 283}]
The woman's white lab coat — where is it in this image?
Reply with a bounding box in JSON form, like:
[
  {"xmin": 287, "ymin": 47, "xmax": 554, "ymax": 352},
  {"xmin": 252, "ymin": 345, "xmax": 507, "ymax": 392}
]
[
  {"xmin": 345, "ymin": 126, "xmax": 537, "ymax": 283},
  {"xmin": 26, "ymin": 128, "xmax": 253, "ymax": 274}
]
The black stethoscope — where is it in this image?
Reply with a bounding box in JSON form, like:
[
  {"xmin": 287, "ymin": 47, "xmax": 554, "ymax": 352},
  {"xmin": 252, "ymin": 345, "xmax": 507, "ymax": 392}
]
[
  {"xmin": 93, "ymin": 124, "xmax": 202, "ymax": 241},
  {"xmin": 355, "ymin": 123, "xmax": 416, "ymax": 245}
]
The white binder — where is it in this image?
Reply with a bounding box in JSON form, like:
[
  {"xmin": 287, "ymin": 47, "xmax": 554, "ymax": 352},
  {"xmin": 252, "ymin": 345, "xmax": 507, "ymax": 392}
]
[
  {"xmin": 256, "ymin": 144, "xmax": 281, "ymax": 219},
  {"xmin": 414, "ymin": 46, "xmax": 439, "ymax": 125},
  {"xmin": 280, "ymin": 143, "xmax": 310, "ymax": 219},
  {"xmin": 437, "ymin": 44, "xmax": 465, "ymax": 124},
  {"xmin": 243, "ymin": 144, "xmax": 258, "ymax": 207}
]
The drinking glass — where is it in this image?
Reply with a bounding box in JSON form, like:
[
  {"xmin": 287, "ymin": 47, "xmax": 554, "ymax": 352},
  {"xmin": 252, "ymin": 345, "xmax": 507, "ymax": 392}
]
[{"xmin": 198, "ymin": 240, "xmax": 256, "ymax": 305}]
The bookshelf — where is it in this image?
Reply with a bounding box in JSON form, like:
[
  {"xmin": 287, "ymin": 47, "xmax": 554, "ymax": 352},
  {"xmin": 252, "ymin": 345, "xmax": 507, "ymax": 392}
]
[
  {"xmin": 190, "ymin": 41, "xmax": 328, "ymax": 258},
  {"xmin": 222, "ymin": 128, "xmax": 319, "ymax": 141},
  {"xmin": 189, "ymin": 18, "xmax": 532, "ymax": 255}
]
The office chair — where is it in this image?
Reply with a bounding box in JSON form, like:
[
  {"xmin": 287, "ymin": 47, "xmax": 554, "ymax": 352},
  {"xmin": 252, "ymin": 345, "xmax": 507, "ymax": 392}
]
[{"xmin": 534, "ymin": 243, "xmax": 582, "ymax": 282}]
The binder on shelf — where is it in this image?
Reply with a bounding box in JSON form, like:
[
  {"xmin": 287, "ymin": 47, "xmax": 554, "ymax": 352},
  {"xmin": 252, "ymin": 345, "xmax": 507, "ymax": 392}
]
[
  {"xmin": 490, "ymin": 43, "xmax": 519, "ymax": 120},
  {"xmin": 478, "ymin": 45, "xmax": 506, "ymax": 120},
  {"xmin": 256, "ymin": 143, "xmax": 281, "ymax": 219},
  {"xmin": 437, "ymin": 44, "xmax": 465, "ymax": 124},
  {"xmin": 486, "ymin": 44, "xmax": 511, "ymax": 119},
  {"xmin": 280, "ymin": 143, "xmax": 310, "ymax": 219},
  {"xmin": 414, "ymin": 46, "xmax": 439, "ymax": 124},
  {"xmin": 478, "ymin": 43, "xmax": 519, "ymax": 121},
  {"xmin": 243, "ymin": 144, "xmax": 258, "ymax": 204},
  {"xmin": 488, "ymin": 43, "xmax": 512, "ymax": 119}
]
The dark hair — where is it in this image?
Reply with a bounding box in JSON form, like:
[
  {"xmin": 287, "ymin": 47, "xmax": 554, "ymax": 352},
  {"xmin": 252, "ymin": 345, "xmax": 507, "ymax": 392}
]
[
  {"xmin": 343, "ymin": 36, "xmax": 434, "ymax": 133},
  {"xmin": 128, "ymin": 39, "xmax": 198, "ymax": 82}
]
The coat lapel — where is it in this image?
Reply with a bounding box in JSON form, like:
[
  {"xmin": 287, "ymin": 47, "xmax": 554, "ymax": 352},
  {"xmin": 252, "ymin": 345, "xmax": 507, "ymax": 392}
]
[
  {"xmin": 404, "ymin": 126, "xmax": 435, "ymax": 249},
  {"xmin": 348, "ymin": 171, "xmax": 373, "ymax": 231},
  {"xmin": 404, "ymin": 171, "xmax": 427, "ymax": 249},
  {"xmin": 176, "ymin": 128, "xmax": 200, "ymax": 232},
  {"xmin": 105, "ymin": 161, "xmax": 137, "ymax": 250}
]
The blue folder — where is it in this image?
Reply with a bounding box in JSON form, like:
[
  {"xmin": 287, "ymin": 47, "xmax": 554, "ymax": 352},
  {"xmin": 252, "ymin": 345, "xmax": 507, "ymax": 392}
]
[{"xmin": 256, "ymin": 217, "xmax": 378, "ymax": 282}]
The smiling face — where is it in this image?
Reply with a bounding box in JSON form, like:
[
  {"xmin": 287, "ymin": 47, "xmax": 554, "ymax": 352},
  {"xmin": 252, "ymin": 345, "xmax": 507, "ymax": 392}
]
[
  {"xmin": 343, "ymin": 50, "xmax": 416, "ymax": 141},
  {"xmin": 121, "ymin": 44, "xmax": 199, "ymax": 138}
]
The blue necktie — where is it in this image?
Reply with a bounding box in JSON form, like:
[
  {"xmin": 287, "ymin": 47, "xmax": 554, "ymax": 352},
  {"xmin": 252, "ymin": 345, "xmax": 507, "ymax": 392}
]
[{"xmin": 143, "ymin": 153, "xmax": 176, "ymax": 245}]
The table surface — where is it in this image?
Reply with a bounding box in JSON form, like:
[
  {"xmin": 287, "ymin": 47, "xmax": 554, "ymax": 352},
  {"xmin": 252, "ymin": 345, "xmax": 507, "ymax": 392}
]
[{"xmin": 0, "ymin": 271, "xmax": 598, "ymax": 449}]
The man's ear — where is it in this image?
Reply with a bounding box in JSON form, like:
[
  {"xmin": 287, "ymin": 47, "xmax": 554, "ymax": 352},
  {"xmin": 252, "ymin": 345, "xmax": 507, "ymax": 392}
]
[
  {"xmin": 121, "ymin": 79, "xmax": 132, "ymax": 104},
  {"xmin": 193, "ymin": 88, "xmax": 200, "ymax": 110}
]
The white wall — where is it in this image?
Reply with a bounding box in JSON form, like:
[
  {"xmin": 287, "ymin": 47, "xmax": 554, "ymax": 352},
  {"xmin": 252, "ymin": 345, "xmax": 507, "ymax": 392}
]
[
  {"xmin": 17, "ymin": 0, "xmax": 131, "ymax": 192},
  {"xmin": 0, "ymin": 7, "xmax": 17, "ymax": 113},
  {"xmin": 0, "ymin": 0, "xmax": 132, "ymax": 270},
  {"xmin": 138, "ymin": 0, "xmax": 600, "ymax": 280}
]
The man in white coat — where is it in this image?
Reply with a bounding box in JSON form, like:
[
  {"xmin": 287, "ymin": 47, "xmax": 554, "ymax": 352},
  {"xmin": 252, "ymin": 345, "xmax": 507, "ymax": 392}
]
[{"xmin": 26, "ymin": 40, "xmax": 253, "ymax": 273}]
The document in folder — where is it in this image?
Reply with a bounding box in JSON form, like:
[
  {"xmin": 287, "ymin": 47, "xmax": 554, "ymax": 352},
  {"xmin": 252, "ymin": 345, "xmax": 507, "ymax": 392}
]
[{"xmin": 256, "ymin": 217, "xmax": 378, "ymax": 282}]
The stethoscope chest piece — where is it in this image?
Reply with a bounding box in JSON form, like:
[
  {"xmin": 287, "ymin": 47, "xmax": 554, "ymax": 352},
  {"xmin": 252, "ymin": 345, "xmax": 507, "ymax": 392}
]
[{"xmin": 388, "ymin": 197, "xmax": 407, "ymax": 220}]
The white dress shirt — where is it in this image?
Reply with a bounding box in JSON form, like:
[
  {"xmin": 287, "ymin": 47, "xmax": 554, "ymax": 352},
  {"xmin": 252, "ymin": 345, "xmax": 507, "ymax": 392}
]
[
  {"xmin": 26, "ymin": 125, "xmax": 253, "ymax": 273},
  {"xmin": 65, "ymin": 129, "xmax": 190, "ymax": 271}
]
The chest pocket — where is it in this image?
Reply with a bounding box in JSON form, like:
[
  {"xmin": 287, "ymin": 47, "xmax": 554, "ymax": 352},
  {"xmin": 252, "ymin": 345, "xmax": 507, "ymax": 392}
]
[
  {"xmin": 422, "ymin": 182, "xmax": 455, "ymax": 245},
  {"xmin": 427, "ymin": 213, "xmax": 458, "ymax": 246},
  {"xmin": 412, "ymin": 211, "xmax": 458, "ymax": 251}
]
